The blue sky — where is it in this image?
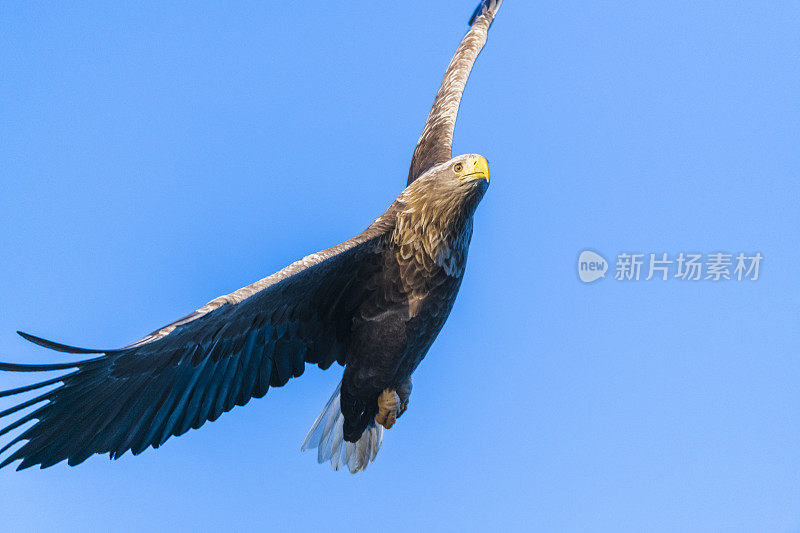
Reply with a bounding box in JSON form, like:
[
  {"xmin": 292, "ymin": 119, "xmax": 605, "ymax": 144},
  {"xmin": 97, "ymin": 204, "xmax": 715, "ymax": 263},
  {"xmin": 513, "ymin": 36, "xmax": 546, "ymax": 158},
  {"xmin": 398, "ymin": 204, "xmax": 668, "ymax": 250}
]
[{"xmin": 1, "ymin": 1, "xmax": 799, "ymax": 531}]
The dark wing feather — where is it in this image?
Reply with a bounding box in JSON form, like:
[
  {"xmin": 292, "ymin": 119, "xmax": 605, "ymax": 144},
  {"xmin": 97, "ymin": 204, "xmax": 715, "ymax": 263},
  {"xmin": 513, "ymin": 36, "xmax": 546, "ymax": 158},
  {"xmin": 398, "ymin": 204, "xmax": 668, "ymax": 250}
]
[
  {"xmin": 406, "ymin": 0, "xmax": 502, "ymax": 185},
  {"xmin": 15, "ymin": 331, "xmax": 111, "ymax": 354},
  {"xmin": 0, "ymin": 217, "xmax": 393, "ymax": 470}
]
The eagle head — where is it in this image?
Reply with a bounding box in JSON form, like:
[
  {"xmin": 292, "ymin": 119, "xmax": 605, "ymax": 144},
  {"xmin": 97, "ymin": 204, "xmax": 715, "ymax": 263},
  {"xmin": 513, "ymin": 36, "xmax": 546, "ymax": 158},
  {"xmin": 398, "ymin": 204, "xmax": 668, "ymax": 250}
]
[{"xmin": 402, "ymin": 154, "xmax": 490, "ymax": 221}]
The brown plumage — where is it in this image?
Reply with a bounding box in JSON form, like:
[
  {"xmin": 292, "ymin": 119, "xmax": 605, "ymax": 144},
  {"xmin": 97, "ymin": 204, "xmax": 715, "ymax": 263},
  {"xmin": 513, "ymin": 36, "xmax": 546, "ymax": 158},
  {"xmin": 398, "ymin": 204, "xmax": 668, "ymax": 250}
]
[{"xmin": 0, "ymin": 0, "xmax": 502, "ymax": 473}]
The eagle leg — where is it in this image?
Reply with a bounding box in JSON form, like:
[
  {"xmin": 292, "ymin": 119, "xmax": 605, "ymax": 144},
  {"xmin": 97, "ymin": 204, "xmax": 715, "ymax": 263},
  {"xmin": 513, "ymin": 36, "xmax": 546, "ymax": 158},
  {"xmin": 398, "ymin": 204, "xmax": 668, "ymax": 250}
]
[
  {"xmin": 375, "ymin": 389, "xmax": 400, "ymax": 429},
  {"xmin": 375, "ymin": 380, "xmax": 413, "ymax": 429},
  {"xmin": 396, "ymin": 379, "xmax": 412, "ymax": 418}
]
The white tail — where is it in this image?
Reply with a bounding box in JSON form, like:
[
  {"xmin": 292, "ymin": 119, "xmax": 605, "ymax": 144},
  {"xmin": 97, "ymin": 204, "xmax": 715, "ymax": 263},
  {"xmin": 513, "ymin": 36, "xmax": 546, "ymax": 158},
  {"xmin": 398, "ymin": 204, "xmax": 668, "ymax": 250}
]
[{"xmin": 301, "ymin": 381, "xmax": 383, "ymax": 473}]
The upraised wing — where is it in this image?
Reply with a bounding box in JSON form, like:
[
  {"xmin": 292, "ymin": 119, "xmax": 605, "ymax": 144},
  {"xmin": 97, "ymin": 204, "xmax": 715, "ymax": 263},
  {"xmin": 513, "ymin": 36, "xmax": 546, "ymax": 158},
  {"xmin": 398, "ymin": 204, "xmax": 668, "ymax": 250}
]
[
  {"xmin": 406, "ymin": 0, "xmax": 502, "ymax": 185},
  {"xmin": 0, "ymin": 216, "xmax": 394, "ymax": 471}
]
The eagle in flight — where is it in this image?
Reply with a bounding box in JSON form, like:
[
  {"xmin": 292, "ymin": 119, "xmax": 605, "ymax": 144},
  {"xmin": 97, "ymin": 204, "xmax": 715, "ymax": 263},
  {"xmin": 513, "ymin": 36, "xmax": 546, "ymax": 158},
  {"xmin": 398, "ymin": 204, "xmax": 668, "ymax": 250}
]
[{"xmin": 0, "ymin": 0, "xmax": 503, "ymax": 473}]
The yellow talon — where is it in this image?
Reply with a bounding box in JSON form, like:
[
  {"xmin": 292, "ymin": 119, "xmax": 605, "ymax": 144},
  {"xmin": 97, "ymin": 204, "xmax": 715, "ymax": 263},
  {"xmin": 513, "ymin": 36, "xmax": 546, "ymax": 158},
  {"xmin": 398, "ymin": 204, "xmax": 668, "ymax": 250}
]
[{"xmin": 375, "ymin": 389, "xmax": 400, "ymax": 429}]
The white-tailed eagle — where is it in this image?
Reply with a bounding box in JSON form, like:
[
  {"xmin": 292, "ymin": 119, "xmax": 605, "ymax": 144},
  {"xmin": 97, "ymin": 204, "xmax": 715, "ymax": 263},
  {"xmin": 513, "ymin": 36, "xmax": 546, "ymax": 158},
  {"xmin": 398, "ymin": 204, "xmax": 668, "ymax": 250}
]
[{"xmin": 0, "ymin": 0, "xmax": 502, "ymax": 473}]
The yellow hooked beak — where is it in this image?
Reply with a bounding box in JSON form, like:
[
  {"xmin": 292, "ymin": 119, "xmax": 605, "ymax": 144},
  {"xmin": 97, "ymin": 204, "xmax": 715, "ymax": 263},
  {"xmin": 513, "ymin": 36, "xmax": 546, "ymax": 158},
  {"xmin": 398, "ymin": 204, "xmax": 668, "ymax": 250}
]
[{"xmin": 470, "ymin": 156, "xmax": 490, "ymax": 183}]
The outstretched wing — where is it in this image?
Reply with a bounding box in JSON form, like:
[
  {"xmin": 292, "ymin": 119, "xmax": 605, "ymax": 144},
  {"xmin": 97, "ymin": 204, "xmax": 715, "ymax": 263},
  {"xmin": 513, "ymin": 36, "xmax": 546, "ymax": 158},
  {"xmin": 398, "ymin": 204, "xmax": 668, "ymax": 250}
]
[
  {"xmin": 406, "ymin": 0, "xmax": 502, "ymax": 185},
  {"xmin": 0, "ymin": 217, "xmax": 394, "ymax": 470}
]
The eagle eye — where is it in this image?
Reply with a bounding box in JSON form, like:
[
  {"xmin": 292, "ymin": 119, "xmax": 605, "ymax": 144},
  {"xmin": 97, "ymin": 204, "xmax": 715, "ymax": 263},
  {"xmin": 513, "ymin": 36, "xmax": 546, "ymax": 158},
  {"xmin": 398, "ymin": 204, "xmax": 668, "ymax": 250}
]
[{"xmin": 453, "ymin": 163, "xmax": 464, "ymax": 173}]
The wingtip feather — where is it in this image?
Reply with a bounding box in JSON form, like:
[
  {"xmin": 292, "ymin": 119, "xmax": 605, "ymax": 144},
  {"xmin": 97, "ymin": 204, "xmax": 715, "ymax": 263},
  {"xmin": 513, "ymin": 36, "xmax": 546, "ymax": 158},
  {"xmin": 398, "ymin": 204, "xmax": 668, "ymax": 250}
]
[
  {"xmin": 469, "ymin": 0, "xmax": 502, "ymax": 26},
  {"xmin": 0, "ymin": 358, "xmax": 103, "ymax": 373},
  {"xmin": 17, "ymin": 331, "xmax": 108, "ymax": 354}
]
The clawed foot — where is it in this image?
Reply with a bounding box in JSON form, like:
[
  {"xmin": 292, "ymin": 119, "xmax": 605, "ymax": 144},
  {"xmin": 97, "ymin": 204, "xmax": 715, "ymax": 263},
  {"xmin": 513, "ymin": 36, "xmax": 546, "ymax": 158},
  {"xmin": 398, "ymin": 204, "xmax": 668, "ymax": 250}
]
[{"xmin": 375, "ymin": 389, "xmax": 400, "ymax": 429}]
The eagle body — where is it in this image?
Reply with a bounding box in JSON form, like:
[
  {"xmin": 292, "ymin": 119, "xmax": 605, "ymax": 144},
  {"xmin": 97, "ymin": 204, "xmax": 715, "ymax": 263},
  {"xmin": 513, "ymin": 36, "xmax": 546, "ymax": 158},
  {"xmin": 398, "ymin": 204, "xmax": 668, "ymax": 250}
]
[
  {"xmin": 341, "ymin": 173, "xmax": 488, "ymax": 442},
  {"xmin": 0, "ymin": 0, "xmax": 502, "ymax": 473}
]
